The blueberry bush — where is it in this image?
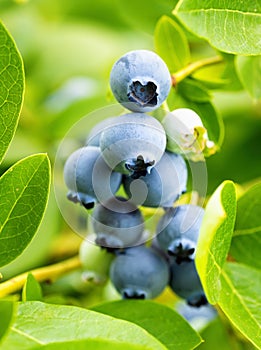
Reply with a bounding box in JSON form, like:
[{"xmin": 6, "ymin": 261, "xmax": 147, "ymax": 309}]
[{"xmin": 0, "ymin": 1, "xmax": 261, "ymax": 349}]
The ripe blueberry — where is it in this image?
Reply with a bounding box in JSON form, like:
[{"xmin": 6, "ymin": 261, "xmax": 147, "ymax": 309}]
[
  {"xmin": 110, "ymin": 245, "xmax": 170, "ymax": 299},
  {"xmin": 123, "ymin": 151, "xmax": 188, "ymax": 208},
  {"xmin": 99, "ymin": 112, "xmax": 166, "ymax": 178},
  {"xmin": 169, "ymin": 259, "xmax": 207, "ymax": 307},
  {"xmin": 63, "ymin": 146, "xmax": 122, "ymax": 209},
  {"xmin": 156, "ymin": 205, "xmax": 204, "ymax": 263},
  {"xmin": 86, "ymin": 117, "xmax": 117, "ymax": 147},
  {"xmin": 110, "ymin": 50, "xmax": 171, "ymax": 112},
  {"xmin": 91, "ymin": 196, "xmax": 145, "ymax": 249}
]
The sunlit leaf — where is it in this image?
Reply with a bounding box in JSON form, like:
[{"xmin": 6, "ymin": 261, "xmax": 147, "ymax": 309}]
[
  {"xmin": 236, "ymin": 55, "xmax": 261, "ymax": 99},
  {"xmin": 0, "ymin": 154, "xmax": 51, "ymax": 267},
  {"xmin": 2, "ymin": 301, "xmax": 166, "ymax": 350},
  {"xmin": 154, "ymin": 15, "xmax": 190, "ymax": 72},
  {"xmin": 93, "ymin": 300, "xmax": 202, "ymax": 350},
  {"xmin": 174, "ymin": 0, "xmax": 261, "ymax": 55},
  {"xmin": 31, "ymin": 339, "xmax": 147, "ymax": 350},
  {"xmin": 178, "ymin": 79, "xmax": 211, "ymax": 103},
  {"xmin": 196, "ymin": 181, "xmax": 237, "ymax": 304},
  {"xmin": 0, "ymin": 300, "xmax": 16, "ymax": 343},
  {"xmin": 22, "ymin": 273, "xmax": 43, "ymax": 302},
  {"xmin": 230, "ymin": 182, "xmax": 261, "ymax": 269},
  {"xmin": 0, "ymin": 22, "xmax": 24, "ymax": 163},
  {"xmin": 218, "ymin": 262, "xmax": 261, "ymax": 349}
]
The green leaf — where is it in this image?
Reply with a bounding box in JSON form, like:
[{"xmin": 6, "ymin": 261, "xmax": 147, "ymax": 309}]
[
  {"xmin": 230, "ymin": 234, "xmax": 261, "ymax": 270},
  {"xmin": 173, "ymin": 0, "xmax": 261, "ymax": 55},
  {"xmin": 178, "ymin": 78, "xmax": 211, "ymax": 103},
  {"xmin": 31, "ymin": 339, "xmax": 148, "ymax": 350},
  {"xmin": 196, "ymin": 181, "xmax": 237, "ymax": 304},
  {"xmin": 0, "ymin": 300, "xmax": 16, "ymax": 343},
  {"xmin": 236, "ymin": 55, "xmax": 261, "ymax": 99},
  {"xmin": 1, "ymin": 301, "xmax": 166, "ymax": 350},
  {"xmin": 0, "ymin": 189, "xmax": 60, "ymax": 280},
  {"xmin": 219, "ymin": 53, "xmax": 243, "ymax": 91},
  {"xmin": 22, "ymin": 273, "xmax": 43, "ymax": 302},
  {"xmin": 114, "ymin": 0, "xmax": 176, "ymax": 34},
  {"xmin": 0, "ymin": 154, "xmax": 51, "ymax": 267},
  {"xmin": 93, "ymin": 300, "xmax": 202, "ymax": 350},
  {"xmin": 154, "ymin": 15, "xmax": 190, "ymax": 72},
  {"xmin": 230, "ymin": 182, "xmax": 261, "ymax": 269},
  {"xmin": 0, "ymin": 22, "xmax": 24, "ymax": 163},
  {"xmin": 192, "ymin": 64, "xmax": 229, "ymax": 90},
  {"xmin": 199, "ymin": 317, "xmax": 253, "ymax": 350},
  {"xmin": 218, "ymin": 262, "xmax": 261, "ymax": 349}
]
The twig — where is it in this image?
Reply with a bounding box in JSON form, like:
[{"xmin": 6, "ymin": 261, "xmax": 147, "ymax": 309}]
[
  {"xmin": 0, "ymin": 256, "xmax": 81, "ymax": 298},
  {"xmin": 172, "ymin": 56, "xmax": 223, "ymax": 86}
]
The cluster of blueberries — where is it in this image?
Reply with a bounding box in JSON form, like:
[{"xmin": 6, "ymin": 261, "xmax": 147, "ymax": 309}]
[{"xmin": 64, "ymin": 50, "xmax": 207, "ymax": 307}]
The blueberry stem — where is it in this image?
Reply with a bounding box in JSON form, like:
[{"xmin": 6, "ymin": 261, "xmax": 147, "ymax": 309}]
[
  {"xmin": 172, "ymin": 55, "xmax": 223, "ymax": 86},
  {"xmin": 0, "ymin": 256, "xmax": 81, "ymax": 298}
]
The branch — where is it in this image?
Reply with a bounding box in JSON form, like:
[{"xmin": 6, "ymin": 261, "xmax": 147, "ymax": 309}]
[
  {"xmin": 0, "ymin": 256, "xmax": 81, "ymax": 298},
  {"xmin": 172, "ymin": 55, "xmax": 223, "ymax": 86}
]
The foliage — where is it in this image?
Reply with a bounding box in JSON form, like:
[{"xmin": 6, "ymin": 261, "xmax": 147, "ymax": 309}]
[
  {"xmin": 0, "ymin": 22, "xmax": 24, "ymax": 163},
  {"xmin": 0, "ymin": 1, "xmax": 260, "ymax": 349}
]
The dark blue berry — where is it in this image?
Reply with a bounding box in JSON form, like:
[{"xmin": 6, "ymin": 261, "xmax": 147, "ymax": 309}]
[
  {"xmin": 123, "ymin": 151, "xmax": 187, "ymax": 208},
  {"xmin": 91, "ymin": 196, "xmax": 145, "ymax": 249},
  {"xmin": 110, "ymin": 245, "xmax": 170, "ymax": 299},
  {"xmin": 169, "ymin": 260, "xmax": 207, "ymax": 307},
  {"xmin": 63, "ymin": 146, "xmax": 122, "ymax": 208},
  {"xmin": 99, "ymin": 113, "xmax": 166, "ymax": 178},
  {"xmin": 157, "ymin": 205, "xmax": 204, "ymax": 263}
]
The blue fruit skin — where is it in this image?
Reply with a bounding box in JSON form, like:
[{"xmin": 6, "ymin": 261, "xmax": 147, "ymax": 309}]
[
  {"xmin": 99, "ymin": 113, "xmax": 166, "ymax": 178},
  {"xmin": 86, "ymin": 117, "xmax": 117, "ymax": 147},
  {"xmin": 110, "ymin": 50, "xmax": 171, "ymax": 113},
  {"xmin": 110, "ymin": 245, "xmax": 170, "ymax": 299},
  {"xmin": 123, "ymin": 151, "xmax": 187, "ymax": 208},
  {"xmin": 92, "ymin": 196, "xmax": 144, "ymax": 249},
  {"xmin": 169, "ymin": 260, "xmax": 207, "ymax": 307},
  {"xmin": 156, "ymin": 205, "xmax": 204, "ymax": 262},
  {"xmin": 63, "ymin": 146, "xmax": 122, "ymax": 209},
  {"xmin": 175, "ymin": 300, "xmax": 217, "ymax": 331}
]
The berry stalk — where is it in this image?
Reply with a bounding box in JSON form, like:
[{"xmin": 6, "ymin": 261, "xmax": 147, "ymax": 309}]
[
  {"xmin": 172, "ymin": 55, "xmax": 223, "ymax": 86},
  {"xmin": 0, "ymin": 256, "xmax": 81, "ymax": 298}
]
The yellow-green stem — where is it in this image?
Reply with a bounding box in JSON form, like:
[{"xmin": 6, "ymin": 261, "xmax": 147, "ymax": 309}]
[
  {"xmin": 0, "ymin": 256, "xmax": 81, "ymax": 298},
  {"xmin": 172, "ymin": 55, "xmax": 223, "ymax": 85}
]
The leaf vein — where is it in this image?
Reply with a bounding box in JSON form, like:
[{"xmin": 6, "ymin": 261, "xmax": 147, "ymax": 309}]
[
  {"xmin": 178, "ymin": 8, "xmax": 261, "ymax": 18},
  {"xmin": 11, "ymin": 327, "xmax": 45, "ymax": 345}
]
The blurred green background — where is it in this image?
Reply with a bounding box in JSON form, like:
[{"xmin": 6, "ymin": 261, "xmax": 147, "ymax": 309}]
[{"xmin": 0, "ymin": 0, "xmax": 261, "ymax": 278}]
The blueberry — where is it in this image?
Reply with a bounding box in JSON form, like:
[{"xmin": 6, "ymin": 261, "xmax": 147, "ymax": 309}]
[
  {"xmin": 91, "ymin": 196, "xmax": 145, "ymax": 249},
  {"xmin": 156, "ymin": 205, "xmax": 204, "ymax": 263},
  {"xmin": 99, "ymin": 113, "xmax": 166, "ymax": 178},
  {"xmin": 175, "ymin": 300, "xmax": 217, "ymax": 331},
  {"xmin": 169, "ymin": 260, "xmax": 207, "ymax": 307},
  {"xmin": 63, "ymin": 146, "xmax": 122, "ymax": 209},
  {"xmin": 110, "ymin": 50, "xmax": 171, "ymax": 112},
  {"xmin": 79, "ymin": 236, "xmax": 114, "ymax": 284},
  {"xmin": 162, "ymin": 108, "xmax": 214, "ymax": 161},
  {"xmin": 123, "ymin": 151, "xmax": 188, "ymax": 208},
  {"xmin": 86, "ymin": 117, "xmax": 117, "ymax": 147},
  {"xmin": 110, "ymin": 245, "xmax": 170, "ymax": 299}
]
